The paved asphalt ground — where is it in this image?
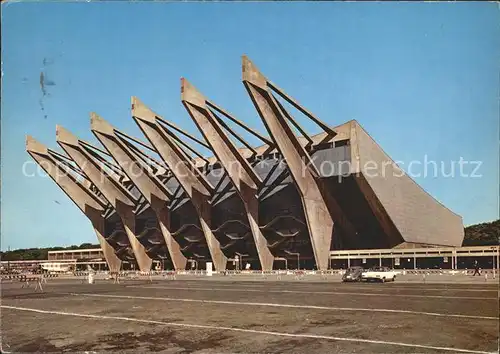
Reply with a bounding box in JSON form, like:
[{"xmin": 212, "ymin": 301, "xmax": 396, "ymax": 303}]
[{"xmin": 1, "ymin": 275, "xmax": 498, "ymax": 353}]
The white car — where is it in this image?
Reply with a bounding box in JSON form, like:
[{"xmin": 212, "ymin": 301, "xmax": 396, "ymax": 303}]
[{"xmin": 361, "ymin": 266, "xmax": 397, "ymax": 282}]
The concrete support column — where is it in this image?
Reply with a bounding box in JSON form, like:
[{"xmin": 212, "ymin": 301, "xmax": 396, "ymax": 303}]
[
  {"xmin": 492, "ymin": 254, "xmax": 496, "ymax": 278},
  {"xmin": 90, "ymin": 114, "xmax": 187, "ymax": 271},
  {"xmin": 86, "ymin": 208, "xmax": 122, "ymax": 273},
  {"xmin": 155, "ymin": 207, "xmax": 187, "ymax": 270},
  {"xmin": 133, "ymin": 98, "xmax": 227, "ymax": 271},
  {"xmin": 496, "ymin": 247, "xmax": 499, "ymax": 274},
  {"xmin": 242, "ymin": 57, "xmax": 336, "ymax": 270},
  {"xmin": 181, "ymin": 81, "xmax": 274, "ymax": 271},
  {"xmin": 56, "ymin": 125, "xmax": 153, "ymax": 272},
  {"xmin": 192, "ymin": 191, "xmax": 228, "ymax": 271},
  {"xmin": 26, "ymin": 136, "xmax": 122, "ymax": 273},
  {"xmin": 115, "ymin": 202, "xmax": 152, "ymax": 272}
]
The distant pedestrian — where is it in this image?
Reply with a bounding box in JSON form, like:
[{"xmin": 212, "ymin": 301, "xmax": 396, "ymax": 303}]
[{"xmin": 472, "ymin": 260, "xmax": 481, "ymax": 276}]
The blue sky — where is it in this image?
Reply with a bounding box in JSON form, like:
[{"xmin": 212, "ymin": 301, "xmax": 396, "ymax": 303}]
[{"xmin": 1, "ymin": 2, "xmax": 498, "ymax": 250}]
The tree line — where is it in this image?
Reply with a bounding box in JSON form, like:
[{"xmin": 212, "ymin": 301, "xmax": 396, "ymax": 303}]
[
  {"xmin": 0, "ymin": 243, "xmax": 100, "ymax": 261},
  {"xmin": 1, "ymin": 219, "xmax": 498, "ymax": 261},
  {"xmin": 462, "ymin": 219, "xmax": 499, "ymax": 246}
]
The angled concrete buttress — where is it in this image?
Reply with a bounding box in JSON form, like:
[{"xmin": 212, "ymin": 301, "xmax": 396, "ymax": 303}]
[
  {"xmin": 181, "ymin": 79, "xmax": 275, "ymax": 271},
  {"xmin": 55, "ymin": 125, "xmax": 153, "ymax": 271},
  {"xmin": 26, "ymin": 136, "xmax": 122, "ymax": 272},
  {"xmin": 242, "ymin": 56, "xmax": 352, "ymax": 270},
  {"xmin": 132, "ymin": 97, "xmax": 228, "ymax": 271},
  {"xmin": 90, "ymin": 113, "xmax": 187, "ymax": 270}
]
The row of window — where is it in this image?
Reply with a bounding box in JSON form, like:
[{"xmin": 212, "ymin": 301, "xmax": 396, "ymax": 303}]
[{"xmin": 199, "ymin": 139, "xmax": 350, "ymax": 173}]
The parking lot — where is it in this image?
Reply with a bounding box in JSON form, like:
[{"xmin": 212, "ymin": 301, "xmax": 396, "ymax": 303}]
[{"xmin": 1, "ymin": 275, "xmax": 498, "ymax": 353}]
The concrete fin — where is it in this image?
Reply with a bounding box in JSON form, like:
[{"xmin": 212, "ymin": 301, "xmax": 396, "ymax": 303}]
[
  {"xmin": 55, "ymin": 127, "xmax": 152, "ymax": 271},
  {"xmin": 132, "ymin": 96, "xmax": 157, "ymax": 124},
  {"xmin": 93, "ymin": 118, "xmax": 187, "ymax": 270},
  {"xmin": 90, "ymin": 112, "xmax": 115, "ymax": 136},
  {"xmin": 56, "ymin": 125, "xmax": 80, "ymax": 146},
  {"xmin": 182, "ymin": 82, "xmax": 274, "ymax": 271},
  {"xmin": 26, "ymin": 139, "xmax": 122, "ymax": 272},
  {"xmin": 134, "ymin": 99, "xmax": 227, "ymax": 271},
  {"xmin": 26, "ymin": 135, "xmax": 49, "ymax": 155},
  {"xmin": 242, "ymin": 55, "xmax": 268, "ymax": 89},
  {"xmin": 242, "ymin": 57, "xmax": 334, "ymax": 270},
  {"xmin": 181, "ymin": 78, "xmax": 208, "ymax": 109}
]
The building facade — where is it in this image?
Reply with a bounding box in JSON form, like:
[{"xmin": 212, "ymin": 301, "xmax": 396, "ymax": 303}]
[{"xmin": 26, "ymin": 56, "xmax": 464, "ymax": 272}]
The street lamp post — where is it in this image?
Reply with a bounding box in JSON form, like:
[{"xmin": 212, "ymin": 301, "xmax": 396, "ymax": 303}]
[
  {"xmin": 235, "ymin": 252, "xmax": 249, "ymax": 271},
  {"xmin": 196, "ymin": 256, "xmax": 204, "ymax": 273},
  {"xmin": 497, "ymin": 246, "xmax": 500, "ymax": 278},
  {"xmin": 287, "ymin": 252, "xmax": 300, "ymax": 270}
]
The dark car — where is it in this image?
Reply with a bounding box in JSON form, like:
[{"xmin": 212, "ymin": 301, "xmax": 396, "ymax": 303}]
[{"xmin": 342, "ymin": 266, "xmax": 364, "ymax": 282}]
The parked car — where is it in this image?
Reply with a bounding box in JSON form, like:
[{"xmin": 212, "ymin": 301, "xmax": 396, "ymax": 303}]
[
  {"xmin": 342, "ymin": 266, "xmax": 364, "ymax": 282},
  {"xmin": 361, "ymin": 266, "xmax": 397, "ymax": 282}
]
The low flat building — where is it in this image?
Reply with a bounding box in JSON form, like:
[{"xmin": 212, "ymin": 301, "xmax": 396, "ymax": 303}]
[{"xmin": 48, "ymin": 248, "xmax": 104, "ymax": 261}]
